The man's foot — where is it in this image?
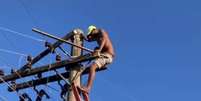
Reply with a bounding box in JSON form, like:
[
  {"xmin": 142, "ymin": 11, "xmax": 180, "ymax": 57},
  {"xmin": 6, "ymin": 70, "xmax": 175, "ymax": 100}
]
[{"xmin": 78, "ymin": 86, "xmax": 90, "ymax": 94}]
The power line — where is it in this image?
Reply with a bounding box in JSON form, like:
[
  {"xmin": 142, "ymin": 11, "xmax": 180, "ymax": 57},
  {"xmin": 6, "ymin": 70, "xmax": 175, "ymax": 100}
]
[
  {"xmin": 0, "ymin": 77, "xmax": 26, "ymax": 100},
  {"xmin": 0, "ymin": 55, "xmax": 15, "ymax": 71},
  {"xmin": 16, "ymin": 0, "xmax": 39, "ymax": 27},
  {"xmin": 0, "ymin": 48, "xmax": 27, "ymax": 57},
  {"xmin": 0, "ymin": 1, "xmax": 67, "ymax": 100},
  {"xmin": 0, "ymin": 32, "xmax": 18, "ymax": 50},
  {"xmin": 0, "ymin": 90, "xmax": 8, "ymax": 101},
  {"xmin": 0, "ymin": 95, "xmax": 8, "ymax": 101},
  {"xmin": 0, "ymin": 26, "xmax": 45, "ymax": 42},
  {"xmin": 0, "ymin": 40, "xmax": 63, "ymax": 100},
  {"xmin": 16, "ymin": 0, "xmax": 47, "ymax": 42}
]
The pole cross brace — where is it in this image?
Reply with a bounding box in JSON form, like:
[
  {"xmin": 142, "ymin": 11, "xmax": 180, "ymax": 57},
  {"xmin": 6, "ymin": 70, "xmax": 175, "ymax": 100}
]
[
  {"xmin": 8, "ymin": 67, "xmax": 106, "ymax": 91},
  {"xmin": 0, "ymin": 54, "xmax": 98, "ymax": 83}
]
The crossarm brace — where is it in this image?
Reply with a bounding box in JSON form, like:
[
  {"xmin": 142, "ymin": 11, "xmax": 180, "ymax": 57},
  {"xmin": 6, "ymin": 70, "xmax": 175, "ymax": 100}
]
[
  {"xmin": 8, "ymin": 67, "xmax": 106, "ymax": 91},
  {"xmin": 0, "ymin": 54, "xmax": 97, "ymax": 83}
]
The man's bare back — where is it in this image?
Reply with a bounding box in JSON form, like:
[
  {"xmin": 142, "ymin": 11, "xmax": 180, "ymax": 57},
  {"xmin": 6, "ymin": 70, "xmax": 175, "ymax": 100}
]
[{"xmin": 96, "ymin": 30, "xmax": 115, "ymax": 57}]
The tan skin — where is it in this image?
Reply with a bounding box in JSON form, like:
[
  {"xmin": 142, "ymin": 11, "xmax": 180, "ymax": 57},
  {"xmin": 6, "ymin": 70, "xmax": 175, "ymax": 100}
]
[{"xmin": 79, "ymin": 28, "xmax": 115, "ymax": 94}]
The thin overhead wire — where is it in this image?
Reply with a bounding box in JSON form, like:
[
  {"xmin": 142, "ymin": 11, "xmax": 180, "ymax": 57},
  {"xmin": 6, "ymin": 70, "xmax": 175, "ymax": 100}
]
[
  {"xmin": 0, "ymin": 57, "xmax": 14, "ymax": 71},
  {"xmin": 0, "ymin": 92, "xmax": 8, "ymax": 101},
  {"xmin": 0, "ymin": 61, "xmax": 36, "ymax": 101},
  {"xmin": 0, "ymin": 58, "xmax": 9, "ymax": 67},
  {"xmin": 0, "ymin": 1, "xmax": 79, "ymax": 100},
  {"xmin": 0, "ymin": 49, "xmax": 51, "ymax": 100},
  {"xmin": 0, "ymin": 48, "xmax": 27, "ymax": 57},
  {"xmin": 0, "ymin": 26, "xmax": 45, "ymax": 42},
  {"xmin": 16, "ymin": 0, "xmax": 38, "ymax": 26},
  {"xmin": 0, "ymin": 97, "xmax": 7, "ymax": 101},
  {"xmin": 43, "ymin": 82, "xmax": 61, "ymax": 101},
  {"xmin": 54, "ymin": 70, "xmax": 70, "ymax": 85},
  {"xmin": 0, "ymin": 49, "xmax": 26, "ymax": 71},
  {"xmin": 18, "ymin": 56, "xmax": 24, "ymax": 68},
  {"xmin": 0, "ymin": 58, "xmax": 25, "ymax": 100},
  {"xmin": 57, "ymin": 46, "xmax": 72, "ymax": 58},
  {"xmin": 45, "ymin": 84, "xmax": 60, "ymax": 92},
  {"xmin": 0, "ymin": 77, "xmax": 26, "ymax": 100},
  {"xmin": 0, "ymin": 50, "xmax": 60, "ymax": 100},
  {"xmin": 1, "ymin": 29, "xmax": 26, "ymax": 69},
  {"xmin": 45, "ymin": 55, "xmax": 64, "ymax": 99},
  {"xmin": 0, "ymin": 1, "xmax": 61, "ymax": 100},
  {"xmin": 16, "ymin": 58, "xmax": 52, "ymax": 100},
  {"xmin": 1, "ymin": 32, "xmax": 18, "ymax": 50}
]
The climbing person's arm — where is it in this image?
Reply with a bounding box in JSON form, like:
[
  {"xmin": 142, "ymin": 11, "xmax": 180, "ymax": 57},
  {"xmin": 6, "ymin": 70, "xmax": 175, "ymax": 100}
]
[
  {"xmin": 98, "ymin": 39, "xmax": 106, "ymax": 52},
  {"xmin": 97, "ymin": 30, "xmax": 106, "ymax": 52}
]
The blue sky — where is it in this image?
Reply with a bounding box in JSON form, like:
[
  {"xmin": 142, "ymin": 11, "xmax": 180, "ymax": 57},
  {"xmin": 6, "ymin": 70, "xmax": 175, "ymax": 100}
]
[{"xmin": 0, "ymin": 0, "xmax": 201, "ymax": 101}]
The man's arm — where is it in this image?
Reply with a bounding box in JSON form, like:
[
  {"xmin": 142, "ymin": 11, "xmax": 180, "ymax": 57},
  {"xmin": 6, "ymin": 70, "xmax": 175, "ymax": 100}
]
[
  {"xmin": 97, "ymin": 30, "xmax": 106, "ymax": 51},
  {"xmin": 98, "ymin": 38, "xmax": 106, "ymax": 51}
]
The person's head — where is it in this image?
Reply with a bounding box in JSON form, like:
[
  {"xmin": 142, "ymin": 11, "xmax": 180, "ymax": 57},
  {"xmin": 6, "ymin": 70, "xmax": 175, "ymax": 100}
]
[{"xmin": 87, "ymin": 25, "xmax": 100, "ymax": 41}]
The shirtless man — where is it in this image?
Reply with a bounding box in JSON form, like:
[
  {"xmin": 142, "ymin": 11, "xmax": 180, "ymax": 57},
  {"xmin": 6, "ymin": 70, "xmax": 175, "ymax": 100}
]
[{"xmin": 80, "ymin": 25, "xmax": 115, "ymax": 93}]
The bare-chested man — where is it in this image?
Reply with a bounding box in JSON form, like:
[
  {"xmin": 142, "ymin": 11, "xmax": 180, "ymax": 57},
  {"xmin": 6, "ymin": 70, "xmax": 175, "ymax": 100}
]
[{"xmin": 80, "ymin": 25, "xmax": 115, "ymax": 94}]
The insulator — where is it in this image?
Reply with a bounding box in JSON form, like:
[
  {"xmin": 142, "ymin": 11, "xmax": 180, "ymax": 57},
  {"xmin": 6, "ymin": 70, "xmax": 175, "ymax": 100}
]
[
  {"xmin": 37, "ymin": 73, "xmax": 42, "ymax": 79},
  {"xmin": 27, "ymin": 55, "xmax": 32, "ymax": 62},
  {"xmin": 45, "ymin": 41, "xmax": 55, "ymax": 53},
  {"xmin": 45, "ymin": 41, "xmax": 52, "ymax": 48},
  {"xmin": 11, "ymin": 69, "xmax": 14, "ymax": 74},
  {"xmin": 45, "ymin": 41, "xmax": 49, "ymax": 47},
  {"xmin": 11, "ymin": 81, "xmax": 16, "ymax": 85},
  {"xmin": 56, "ymin": 54, "xmax": 61, "ymax": 62},
  {"xmin": 0, "ymin": 69, "xmax": 4, "ymax": 76},
  {"xmin": 26, "ymin": 63, "xmax": 32, "ymax": 69}
]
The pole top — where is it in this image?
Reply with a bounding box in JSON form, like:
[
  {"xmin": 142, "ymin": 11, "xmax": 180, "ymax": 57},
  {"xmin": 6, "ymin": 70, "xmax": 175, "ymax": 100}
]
[
  {"xmin": 72, "ymin": 29, "xmax": 84, "ymax": 35},
  {"xmin": 72, "ymin": 28, "xmax": 86, "ymax": 40}
]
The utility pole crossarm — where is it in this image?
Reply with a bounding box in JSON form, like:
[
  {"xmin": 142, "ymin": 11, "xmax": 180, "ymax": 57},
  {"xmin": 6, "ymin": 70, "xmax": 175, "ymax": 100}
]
[
  {"xmin": 8, "ymin": 72, "xmax": 70, "ymax": 92},
  {"xmin": 8, "ymin": 67, "xmax": 106, "ymax": 92},
  {"xmin": 18, "ymin": 32, "xmax": 73, "ymax": 71},
  {"xmin": 0, "ymin": 54, "xmax": 98, "ymax": 83}
]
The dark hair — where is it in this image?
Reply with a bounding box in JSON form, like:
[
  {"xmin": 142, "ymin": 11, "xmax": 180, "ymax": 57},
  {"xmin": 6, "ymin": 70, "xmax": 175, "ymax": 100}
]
[{"xmin": 87, "ymin": 29, "xmax": 102, "ymax": 42}]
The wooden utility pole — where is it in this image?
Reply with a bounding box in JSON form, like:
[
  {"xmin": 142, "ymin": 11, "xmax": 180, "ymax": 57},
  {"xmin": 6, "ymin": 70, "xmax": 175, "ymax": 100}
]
[{"xmin": 67, "ymin": 29, "xmax": 84, "ymax": 101}]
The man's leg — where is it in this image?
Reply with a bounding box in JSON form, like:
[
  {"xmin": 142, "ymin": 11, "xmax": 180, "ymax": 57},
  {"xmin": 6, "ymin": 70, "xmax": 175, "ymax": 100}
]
[
  {"xmin": 87, "ymin": 63, "xmax": 99, "ymax": 90},
  {"xmin": 80, "ymin": 63, "xmax": 99, "ymax": 93}
]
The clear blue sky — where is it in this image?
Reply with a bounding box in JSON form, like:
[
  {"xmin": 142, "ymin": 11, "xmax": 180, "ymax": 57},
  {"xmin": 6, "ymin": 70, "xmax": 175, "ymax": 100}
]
[{"xmin": 0, "ymin": 0, "xmax": 201, "ymax": 101}]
